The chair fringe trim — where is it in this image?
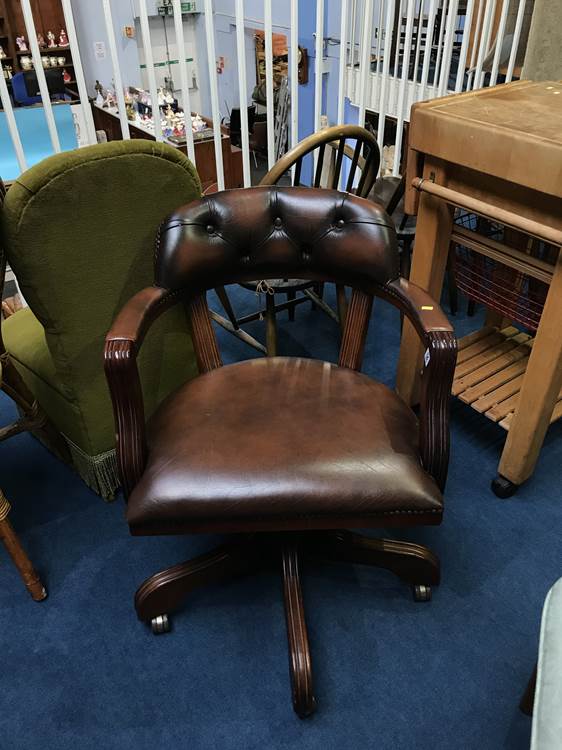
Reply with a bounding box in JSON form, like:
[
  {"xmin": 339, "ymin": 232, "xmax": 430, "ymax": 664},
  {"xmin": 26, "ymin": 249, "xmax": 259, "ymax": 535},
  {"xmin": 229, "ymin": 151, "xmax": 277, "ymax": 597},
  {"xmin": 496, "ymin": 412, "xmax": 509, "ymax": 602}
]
[{"xmin": 63, "ymin": 438, "xmax": 120, "ymax": 502}]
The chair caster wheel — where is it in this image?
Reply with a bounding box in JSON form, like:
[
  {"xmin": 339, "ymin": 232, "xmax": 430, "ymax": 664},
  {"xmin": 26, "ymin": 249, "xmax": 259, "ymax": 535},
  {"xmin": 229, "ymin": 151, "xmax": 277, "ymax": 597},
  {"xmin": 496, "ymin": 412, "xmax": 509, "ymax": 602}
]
[
  {"xmin": 413, "ymin": 585, "xmax": 431, "ymax": 602},
  {"xmin": 151, "ymin": 614, "xmax": 171, "ymax": 634},
  {"xmin": 491, "ymin": 476, "xmax": 518, "ymax": 499}
]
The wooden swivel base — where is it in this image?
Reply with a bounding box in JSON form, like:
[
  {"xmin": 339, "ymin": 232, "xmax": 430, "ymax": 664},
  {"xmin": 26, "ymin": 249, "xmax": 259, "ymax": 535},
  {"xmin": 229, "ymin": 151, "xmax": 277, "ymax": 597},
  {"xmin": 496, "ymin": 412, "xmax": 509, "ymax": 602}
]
[{"xmin": 134, "ymin": 531, "xmax": 440, "ymax": 718}]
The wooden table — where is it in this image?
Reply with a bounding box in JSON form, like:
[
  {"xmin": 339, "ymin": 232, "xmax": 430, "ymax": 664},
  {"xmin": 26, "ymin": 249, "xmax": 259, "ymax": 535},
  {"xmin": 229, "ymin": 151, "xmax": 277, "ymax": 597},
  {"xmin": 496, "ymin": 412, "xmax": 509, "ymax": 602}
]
[
  {"xmin": 396, "ymin": 80, "xmax": 562, "ymax": 496},
  {"xmin": 91, "ymin": 104, "xmax": 243, "ymax": 191}
]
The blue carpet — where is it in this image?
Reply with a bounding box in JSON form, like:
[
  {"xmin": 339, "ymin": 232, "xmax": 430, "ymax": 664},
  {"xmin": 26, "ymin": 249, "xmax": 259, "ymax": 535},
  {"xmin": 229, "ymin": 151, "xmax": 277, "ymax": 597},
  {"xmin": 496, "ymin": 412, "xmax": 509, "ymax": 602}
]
[{"xmin": 2, "ymin": 285, "xmax": 561, "ymax": 749}]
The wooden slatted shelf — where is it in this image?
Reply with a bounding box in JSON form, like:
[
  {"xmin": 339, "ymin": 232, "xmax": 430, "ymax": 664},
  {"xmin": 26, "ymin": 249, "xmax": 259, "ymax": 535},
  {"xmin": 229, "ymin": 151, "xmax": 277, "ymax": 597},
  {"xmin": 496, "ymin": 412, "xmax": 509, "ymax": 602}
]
[{"xmin": 453, "ymin": 326, "xmax": 562, "ymax": 431}]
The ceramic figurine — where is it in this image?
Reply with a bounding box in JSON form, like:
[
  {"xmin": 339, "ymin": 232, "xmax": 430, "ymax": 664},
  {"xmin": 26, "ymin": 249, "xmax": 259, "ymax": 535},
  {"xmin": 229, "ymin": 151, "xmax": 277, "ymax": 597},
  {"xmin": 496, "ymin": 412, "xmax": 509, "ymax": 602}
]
[
  {"xmin": 37, "ymin": 33, "xmax": 46, "ymax": 48},
  {"xmin": 59, "ymin": 29, "xmax": 69, "ymax": 47},
  {"xmin": 103, "ymin": 90, "xmax": 116, "ymax": 109},
  {"xmin": 47, "ymin": 30, "xmax": 57, "ymax": 49},
  {"xmin": 94, "ymin": 80, "xmax": 104, "ymax": 104},
  {"xmin": 63, "ymin": 68, "xmax": 72, "ymax": 83},
  {"xmin": 15, "ymin": 36, "xmax": 28, "ymax": 52},
  {"xmin": 0, "ymin": 46, "xmax": 6, "ymax": 59},
  {"xmin": 192, "ymin": 113, "xmax": 206, "ymax": 132}
]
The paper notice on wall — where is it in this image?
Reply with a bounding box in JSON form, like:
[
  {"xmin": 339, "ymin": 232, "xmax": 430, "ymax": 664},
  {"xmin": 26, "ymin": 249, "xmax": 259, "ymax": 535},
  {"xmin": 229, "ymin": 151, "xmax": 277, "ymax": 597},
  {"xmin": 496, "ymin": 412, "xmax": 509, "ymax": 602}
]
[{"xmin": 94, "ymin": 41, "xmax": 106, "ymax": 60}]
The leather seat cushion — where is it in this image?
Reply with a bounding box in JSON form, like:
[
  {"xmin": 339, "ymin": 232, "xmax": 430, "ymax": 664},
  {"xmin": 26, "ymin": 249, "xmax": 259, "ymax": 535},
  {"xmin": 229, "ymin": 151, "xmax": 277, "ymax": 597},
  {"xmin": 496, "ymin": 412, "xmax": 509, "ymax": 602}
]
[{"xmin": 127, "ymin": 357, "xmax": 443, "ymax": 534}]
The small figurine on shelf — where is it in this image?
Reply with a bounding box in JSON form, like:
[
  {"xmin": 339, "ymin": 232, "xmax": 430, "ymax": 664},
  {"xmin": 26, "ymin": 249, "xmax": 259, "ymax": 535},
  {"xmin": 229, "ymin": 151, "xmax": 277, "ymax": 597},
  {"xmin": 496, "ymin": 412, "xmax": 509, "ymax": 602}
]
[
  {"xmin": 37, "ymin": 32, "xmax": 47, "ymax": 48},
  {"xmin": 103, "ymin": 89, "xmax": 116, "ymax": 109},
  {"xmin": 63, "ymin": 68, "xmax": 72, "ymax": 84},
  {"xmin": 94, "ymin": 79, "xmax": 104, "ymax": 106},
  {"xmin": 0, "ymin": 46, "xmax": 6, "ymax": 60},
  {"xmin": 47, "ymin": 30, "xmax": 57, "ymax": 49},
  {"xmin": 59, "ymin": 29, "xmax": 69, "ymax": 47},
  {"xmin": 124, "ymin": 89, "xmax": 135, "ymax": 121},
  {"xmin": 192, "ymin": 113, "xmax": 206, "ymax": 132},
  {"xmin": 15, "ymin": 36, "xmax": 28, "ymax": 52}
]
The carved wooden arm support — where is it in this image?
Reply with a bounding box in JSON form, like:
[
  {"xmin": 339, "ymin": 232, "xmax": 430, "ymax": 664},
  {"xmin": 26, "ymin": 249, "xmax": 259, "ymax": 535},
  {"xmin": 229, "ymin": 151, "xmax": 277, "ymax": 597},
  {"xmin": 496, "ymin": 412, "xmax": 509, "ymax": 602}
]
[
  {"xmin": 104, "ymin": 286, "xmax": 175, "ymax": 497},
  {"xmin": 382, "ymin": 278, "xmax": 457, "ymax": 491},
  {"xmin": 104, "ymin": 285, "xmax": 220, "ymax": 497}
]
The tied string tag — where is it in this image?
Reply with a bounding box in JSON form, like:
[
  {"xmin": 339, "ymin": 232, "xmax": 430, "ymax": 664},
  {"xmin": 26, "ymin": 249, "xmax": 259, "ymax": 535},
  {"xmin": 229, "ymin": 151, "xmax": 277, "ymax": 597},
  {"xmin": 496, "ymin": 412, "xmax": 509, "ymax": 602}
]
[{"xmin": 256, "ymin": 280, "xmax": 275, "ymax": 320}]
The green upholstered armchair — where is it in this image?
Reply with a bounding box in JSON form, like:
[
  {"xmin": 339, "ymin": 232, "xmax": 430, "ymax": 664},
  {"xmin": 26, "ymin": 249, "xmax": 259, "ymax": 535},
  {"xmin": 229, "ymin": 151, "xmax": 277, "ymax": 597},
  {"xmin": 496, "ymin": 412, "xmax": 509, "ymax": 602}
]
[{"xmin": 0, "ymin": 140, "xmax": 201, "ymax": 499}]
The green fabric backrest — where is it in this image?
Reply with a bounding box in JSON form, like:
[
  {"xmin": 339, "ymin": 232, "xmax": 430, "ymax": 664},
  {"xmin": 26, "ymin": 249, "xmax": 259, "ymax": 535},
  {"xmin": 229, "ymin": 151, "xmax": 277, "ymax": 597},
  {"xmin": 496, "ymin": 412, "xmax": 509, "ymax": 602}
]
[{"xmin": 1, "ymin": 140, "xmax": 202, "ymax": 454}]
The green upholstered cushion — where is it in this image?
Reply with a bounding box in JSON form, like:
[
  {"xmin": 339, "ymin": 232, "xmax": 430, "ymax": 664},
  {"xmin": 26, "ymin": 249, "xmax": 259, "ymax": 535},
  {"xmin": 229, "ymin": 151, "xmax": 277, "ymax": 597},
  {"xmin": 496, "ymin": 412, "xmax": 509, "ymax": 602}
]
[
  {"xmin": 3, "ymin": 307, "xmax": 83, "ymax": 442},
  {"xmin": 1, "ymin": 140, "xmax": 201, "ymax": 457}
]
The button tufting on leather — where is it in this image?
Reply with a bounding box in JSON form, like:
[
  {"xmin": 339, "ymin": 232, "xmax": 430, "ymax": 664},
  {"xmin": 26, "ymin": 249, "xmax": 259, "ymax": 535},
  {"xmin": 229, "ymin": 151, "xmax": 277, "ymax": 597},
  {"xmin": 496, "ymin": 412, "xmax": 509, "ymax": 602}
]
[
  {"xmin": 206, "ymin": 224, "xmax": 214, "ymax": 234},
  {"xmin": 302, "ymin": 250, "xmax": 311, "ymax": 261},
  {"xmin": 274, "ymin": 217, "xmax": 283, "ymax": 228},
  {"xmin": 336, "ymin": 218, "xmax": 345, "ymax": 228},
  {"xmin": 241, "ymin": 255, "xmax": 250, "ymax": 264}
]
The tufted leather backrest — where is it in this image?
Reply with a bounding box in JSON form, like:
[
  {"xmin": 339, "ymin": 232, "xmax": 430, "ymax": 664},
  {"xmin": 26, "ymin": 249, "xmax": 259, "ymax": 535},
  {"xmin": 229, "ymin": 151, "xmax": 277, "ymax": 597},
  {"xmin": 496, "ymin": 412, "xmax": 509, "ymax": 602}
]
[{"xmin": 155, "ymin": 186, "xmax": 399, "ymax": 294}]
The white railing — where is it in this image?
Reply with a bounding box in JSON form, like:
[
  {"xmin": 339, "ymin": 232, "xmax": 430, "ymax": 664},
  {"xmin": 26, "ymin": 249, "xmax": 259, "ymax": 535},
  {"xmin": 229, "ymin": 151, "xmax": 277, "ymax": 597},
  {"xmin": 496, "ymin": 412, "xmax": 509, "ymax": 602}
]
[
  {"xmin": 0, "ymin": 0, "xmax": 531, "ymax": 188},
  {"xmin": 345, "ymin": 1, "xmax": 529, "ymax": 117}
]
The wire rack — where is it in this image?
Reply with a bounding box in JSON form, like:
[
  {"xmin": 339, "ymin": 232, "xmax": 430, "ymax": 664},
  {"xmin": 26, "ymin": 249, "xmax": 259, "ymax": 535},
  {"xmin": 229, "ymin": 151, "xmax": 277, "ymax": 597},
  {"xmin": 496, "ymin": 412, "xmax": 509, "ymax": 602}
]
[{"xmin": 452, "ymin": 212, "xmax": 552, "ymax": 332}]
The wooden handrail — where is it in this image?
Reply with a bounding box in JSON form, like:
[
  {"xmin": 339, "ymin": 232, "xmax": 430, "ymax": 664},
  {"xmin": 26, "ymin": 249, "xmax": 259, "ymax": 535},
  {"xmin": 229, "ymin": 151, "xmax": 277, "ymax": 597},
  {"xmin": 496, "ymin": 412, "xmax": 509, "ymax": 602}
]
[{"xmin": 412, "ymin": 177, "xmax": 562, "ymax": 248}]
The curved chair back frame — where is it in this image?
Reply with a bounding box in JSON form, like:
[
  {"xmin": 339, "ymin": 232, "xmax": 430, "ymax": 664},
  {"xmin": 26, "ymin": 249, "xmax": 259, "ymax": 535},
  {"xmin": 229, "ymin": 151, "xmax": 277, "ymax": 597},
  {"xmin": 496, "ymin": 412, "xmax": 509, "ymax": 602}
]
[{"xmin": 259, "ymin": 124, "xmax": 381, "ymax": 198}]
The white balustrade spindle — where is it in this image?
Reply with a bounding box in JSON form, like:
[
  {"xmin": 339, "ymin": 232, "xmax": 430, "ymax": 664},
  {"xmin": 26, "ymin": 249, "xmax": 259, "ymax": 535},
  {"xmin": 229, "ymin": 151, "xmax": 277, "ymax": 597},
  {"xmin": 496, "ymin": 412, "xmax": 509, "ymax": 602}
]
[
  {"xmin": 203, "ymin": 0, "xmax": 225, "ymax": 189},
  {"xmin": 102, "ymin": 0, "xmax": 130, "ymax": 139},
  {"xmin": 139, "ymin": 0, "xmax": 163, "ymax": 142},
  {"xmin": 172, "ymin": 0, "xmax": 196, "ymax": 165},
  {"xmin": 21, "ymin": 0, "xmax": 61, "ymax": 152}
]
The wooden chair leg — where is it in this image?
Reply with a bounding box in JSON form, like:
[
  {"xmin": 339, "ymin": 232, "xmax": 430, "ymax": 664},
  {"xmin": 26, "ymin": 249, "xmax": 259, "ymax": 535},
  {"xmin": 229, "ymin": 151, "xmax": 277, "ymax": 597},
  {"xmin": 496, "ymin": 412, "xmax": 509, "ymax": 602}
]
[
  {"xmin": 265, "ymin": 292, "xmax": 277, "ymax": 356},
  {"xmin": 0, "ymin": 491, "xmax": 47, "ymax": 601},
  {"xmin": 399, "ymin": 237, "xmax": 412, "ymax": 280},
  {"xmin": 215, "ymin": 286, "xmax": 240, "ymax": 330},
  {"xmin": 282, "ymin": 543, "xmax": 316, "ymax": 718},
  {"xmin": 135, "ymin": 538, "xmax": 264, "ymax": 629},
  {"xmin": 336, "ymin": 284, "xmax": 348, "ymax": 331},
  {"xmin": 309, "ymin": 530, "xmax": 440, "ymax": 600},
  {"xmin": 310, "ymin": 283, "xmax": 324, "ymax": 310},
  {"xmin": 286, "ymin": 289, "xmax": 296, "ymax": 321}
]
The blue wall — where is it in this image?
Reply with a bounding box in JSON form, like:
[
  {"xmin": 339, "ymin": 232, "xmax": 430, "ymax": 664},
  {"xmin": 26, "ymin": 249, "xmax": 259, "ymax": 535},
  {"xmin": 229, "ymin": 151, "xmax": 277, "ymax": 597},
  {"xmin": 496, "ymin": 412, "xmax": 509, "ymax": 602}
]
[
  {"xmin": 194, "ymin": 0, "xmax": 292, "ymax": 121},
  {"xmin": 72, "ymin": 0, "xmax": 141, "ymax": 95}
]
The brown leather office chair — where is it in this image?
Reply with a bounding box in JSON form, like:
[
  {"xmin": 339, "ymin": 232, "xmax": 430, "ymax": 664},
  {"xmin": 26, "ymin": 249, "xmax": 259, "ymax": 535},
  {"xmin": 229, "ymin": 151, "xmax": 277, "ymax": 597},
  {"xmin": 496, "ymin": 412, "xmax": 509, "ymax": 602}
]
[{"xmin": 104, "ymin": 186, "xmax": 457, "ymax": 718}]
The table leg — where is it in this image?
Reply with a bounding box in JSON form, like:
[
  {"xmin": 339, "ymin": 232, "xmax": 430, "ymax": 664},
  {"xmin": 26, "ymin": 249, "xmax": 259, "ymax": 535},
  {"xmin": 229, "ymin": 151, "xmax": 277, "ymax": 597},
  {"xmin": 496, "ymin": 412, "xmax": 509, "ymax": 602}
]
[
  {"xmin": 498, "ymin": 251, "xmax": 562, "ymax": 486},
  {"xmin": 396, "ymin": 167, "xmax": 455, "ymax": 405},
  {"xmin": 0, "ymin": 490, "xmax": 47, "ymax": 601}
]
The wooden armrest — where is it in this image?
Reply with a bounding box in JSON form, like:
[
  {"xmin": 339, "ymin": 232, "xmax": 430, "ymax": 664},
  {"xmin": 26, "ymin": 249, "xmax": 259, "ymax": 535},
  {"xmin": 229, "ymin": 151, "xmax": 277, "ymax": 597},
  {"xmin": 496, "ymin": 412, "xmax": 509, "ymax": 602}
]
[
  {"xmin": 381, "ymin": 278, "xmax": 457, "ymax": 491},
  {"xmin": 104, "ymin": 286, "xmax": 177, "ymax": 497},
  {"xmin": 384, "ymin": 278, "xmax": 453, "ymax": 338},
  {"xmin": 106, "ymin": 286, "xmax": 171, "ymax": 346}
]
